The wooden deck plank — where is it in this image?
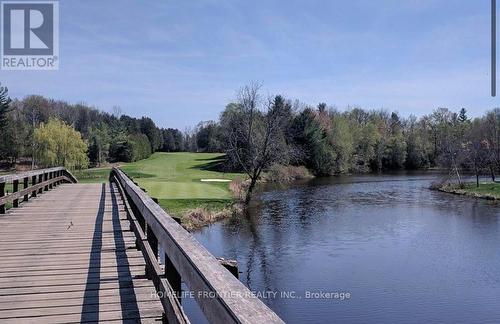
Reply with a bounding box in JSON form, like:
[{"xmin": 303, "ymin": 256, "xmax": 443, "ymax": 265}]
[
  {"xmin": 0, "ymin": 183, "xmax": 164, "ymax": 322},
  {"xmin": 0, "ymin": 286, "xmax": 156, "ymax": 305},
  {"xmin": 0, "ymin": 252, "xmax": 145, "ymax": 266},
  {"xmin": 0, "ymin": 299, "xmax": 163, "ymax": 319},
  {"xmin": 0, "ymin": 279, "xmax": 155, "ymax": 296}
]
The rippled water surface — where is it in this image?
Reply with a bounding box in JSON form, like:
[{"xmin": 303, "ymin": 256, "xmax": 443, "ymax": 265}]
[{"xmin": 189, "ymin": 173, "xmax": 500, "ymax": 323}]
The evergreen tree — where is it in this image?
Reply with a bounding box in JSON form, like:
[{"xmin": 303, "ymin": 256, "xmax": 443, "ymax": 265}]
[
  {"xmin": 458, "ymin": 108, "xmax": 469, "ymax": 123},
  {"xmin": 0, "ymin": 83, "xmax": 13, "ymax": 161}
]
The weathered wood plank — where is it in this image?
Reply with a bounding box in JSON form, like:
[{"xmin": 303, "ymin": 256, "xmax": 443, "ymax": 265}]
[
  {"xmin": 0, "ymin": 279, "xmax": 155, "ymax": 296},
  {"xmin": 0, "ymin": 310, "xmax": 162, "ymax": 324},
  {"xmin": 0, "ymin": 291, "xmax": 160, "ymax": 312},
  {"xmin": 0, "ymin": 259, "xmax": 146, "ymax": 274},
  {"xmin": 0, "ymin": 286, "xmax": 156, "ymax": 305},
  {"xmin": 0, "ymin": 250, "xmax": 144, "ymax": 264},
  {"xmin": 0, "ymin": 298, "xmax": 163, "ymax": 318},
  {"xmin": 0, "ymin": 264, "xmax": 147, "ymax": 280}
]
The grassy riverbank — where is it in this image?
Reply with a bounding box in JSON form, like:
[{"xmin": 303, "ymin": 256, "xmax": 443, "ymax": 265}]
[
  {"xmin": 73, "ymin": 153, "xmax": 243, "ymax": 228},
  {"xmin": 438, "ymin": 182, "xmax": 500, "ymax": 200}
]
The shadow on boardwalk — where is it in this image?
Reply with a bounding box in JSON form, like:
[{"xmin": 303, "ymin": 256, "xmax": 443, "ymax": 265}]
[{"xmin": 80, "ymin": 183, "xmax": 140, "ymax": 322}]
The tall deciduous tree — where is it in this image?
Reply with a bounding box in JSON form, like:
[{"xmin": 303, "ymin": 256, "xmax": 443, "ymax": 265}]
[
  {"xmin": 464, "ymin": 119, "xmax": 489, "ymax": 187},
  {"xmin": 484, "ymin": 109, "xmax": 500, "ymax": 181},
  {"xmin": 330, "ymin": 116, "xmax": 354, "ymax": 173},
  {"xmin": 34, "ymin": 118, "xmax": 89, "ymax": 169}
]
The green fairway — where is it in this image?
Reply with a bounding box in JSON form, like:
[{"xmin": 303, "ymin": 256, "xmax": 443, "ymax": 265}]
[
  {"xmin": 73, "ymin": 152, "xmax": 243, "ymax": 216},
  {"xmin": 121, "ymin": 153, "xmax": 239, "ymax": 199}
]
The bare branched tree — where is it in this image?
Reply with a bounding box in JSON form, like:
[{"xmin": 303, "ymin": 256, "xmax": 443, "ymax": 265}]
[{"xmin": 222, "ymin": 83, "xmax": 289, "ymax": 204}]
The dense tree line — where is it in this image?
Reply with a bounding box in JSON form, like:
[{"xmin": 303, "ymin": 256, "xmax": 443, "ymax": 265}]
[
  {"xmin": 1, "ymin": 81, "xmax": 499, "ymax": 186},
  {"xmin": 0, "ymin": 83, "xmax": 186, "ymax": 168},
  {"xmin": 193, "ymin": 85, "xmax": 500, "ymax": 188}
]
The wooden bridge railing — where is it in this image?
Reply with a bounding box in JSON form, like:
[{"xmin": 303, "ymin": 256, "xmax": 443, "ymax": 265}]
[
  {"xmin": 110, "ymin": 167, "xmax": 284, "ymax": 324},
  {"xmin": 0, "ymin": 167, "xmax": 77, "ymax": 214}
]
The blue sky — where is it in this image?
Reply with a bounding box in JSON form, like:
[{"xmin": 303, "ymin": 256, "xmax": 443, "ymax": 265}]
[{"xmin": 1, "ymin": 0, "xmax": 498, "ymax": 129}]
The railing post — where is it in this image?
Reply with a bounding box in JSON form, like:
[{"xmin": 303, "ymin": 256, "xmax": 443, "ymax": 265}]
[
  {"xmin": 146, "ymin": 225, "xmax": 158, "ymax": 279},
  {"xmin": 218, "ymin": 258, "xmax": 239, "ymax": 279},
  {"xmin": 44, "ymin": 172, "xmax": 49, "ymax": 191},
  {"xmin": 147, "ymin": 226, "xmax": 159, "ymax": 259},
  {"xmin": 31, "ymin": 175, "xmax": 37, "ymax": 198},
  {"xmin": 49, "ymin": 172, "xmax": 53, "ymax": 189},
  {"xmin": 129, "ymin": 202, "xmax": 143, "ymax": 250},
  {"xmin": 38, "ymin": 174, "xmax": 43, "ymax": 194},
  {"xmin": 12, "ymin": 179, "xmax": 19, "ymax": 208},
  {"xmin": 165, "ymin": 254, "xmax": 182, "ymax": 303},
  {"xmin": 23, "ymin": 177, "xmax": 29, "ymax": 202},
  {"xmin": 136, "ymin": 209, "xmax": 146, "ymax": 236},
  {"xmin": 0, "ymin": 182, "xmax": 5, "ymax": 214}
]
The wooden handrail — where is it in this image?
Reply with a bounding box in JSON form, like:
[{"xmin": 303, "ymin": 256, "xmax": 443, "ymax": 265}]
[
  {"xmin": 0, "ymin": 167, "xmax": 78, "ymax": 214},
  {"xmin": 110, "ymin": 167, "xmax": 284, "ymax": 324},
  {"xmin": 0, "ymin": 167, "xmax": 77, "ymax": 183}
]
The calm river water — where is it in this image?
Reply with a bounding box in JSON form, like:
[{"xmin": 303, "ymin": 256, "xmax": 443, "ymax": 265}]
[{"xmin": 187, "ymin": 173, "xmax": 500, "ymax": 323}]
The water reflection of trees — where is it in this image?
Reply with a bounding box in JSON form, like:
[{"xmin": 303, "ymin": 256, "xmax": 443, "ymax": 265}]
[{"xmin": 220, "ymin": 185, "xmax": 333, "ymax": 296}]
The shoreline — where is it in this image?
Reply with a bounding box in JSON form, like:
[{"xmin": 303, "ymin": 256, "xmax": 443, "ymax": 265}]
[
  {"xmin": 434, "ymin": 184, "xmax": 500, "ymax": 201},
  {"xmin": 175, "ymin": 201, "xmax": 243, "ymax": 231}
]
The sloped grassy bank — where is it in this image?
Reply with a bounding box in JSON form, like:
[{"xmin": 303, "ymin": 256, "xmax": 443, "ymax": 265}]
[{"xmin": 434, "ymin": 182, "xmax": 500, "ymax": 201}]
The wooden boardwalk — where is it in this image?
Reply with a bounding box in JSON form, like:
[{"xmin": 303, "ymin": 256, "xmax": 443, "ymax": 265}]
[
  {"xmin": 0, "ymin": 183, "xmax": 164, "ymax": 323},
  {"xmin": 0, "ymin": 168, "xmax": 284, "ymax": 324}
]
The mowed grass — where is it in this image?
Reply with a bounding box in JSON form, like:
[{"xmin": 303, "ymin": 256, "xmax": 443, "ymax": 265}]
[
  {"xmin": 462, "ymin": 182, "xmax": 500, "ymax": 199},
  {"xmin": 73, "ymin": 167, "xmax": 112, "ymax": 183},
  {"xmin": 73, "ymin": 152, "xmax": 243, "ymax": 216},
  {"xmin": 121, "ymin": 153, "xmax": 239, "ymax": 199}
]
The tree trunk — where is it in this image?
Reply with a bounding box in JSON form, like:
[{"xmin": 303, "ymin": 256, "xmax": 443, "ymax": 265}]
[
  {"xmin": 454, "ymin": 165, "xmax": 462, "ymax": 187},
  {"xmin": 245, "ymin": 177, "xmax": 258, "ymax": 205},
  {"xmin": 476, "ymin": 172, "xmax": 480, "ymax": 188},
  {"xmin": 490, "ymin": 165, "xmax": 496, "ymax": 182}
]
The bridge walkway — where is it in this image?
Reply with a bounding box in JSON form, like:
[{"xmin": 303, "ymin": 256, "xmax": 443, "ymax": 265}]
[{"xmin": 0, "ymin": 183, "xmax": 163, "ymax": 323}]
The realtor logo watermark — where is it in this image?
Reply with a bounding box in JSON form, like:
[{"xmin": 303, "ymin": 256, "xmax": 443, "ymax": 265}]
[{"xmin": 1, "ymin": 0, "xmax": 59, "ymax": 70}]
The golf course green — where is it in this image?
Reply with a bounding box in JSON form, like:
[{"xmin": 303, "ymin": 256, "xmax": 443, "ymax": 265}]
[{"xmin": 74, "ymin": 152, "xmax": 242, "ymax": 216}]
